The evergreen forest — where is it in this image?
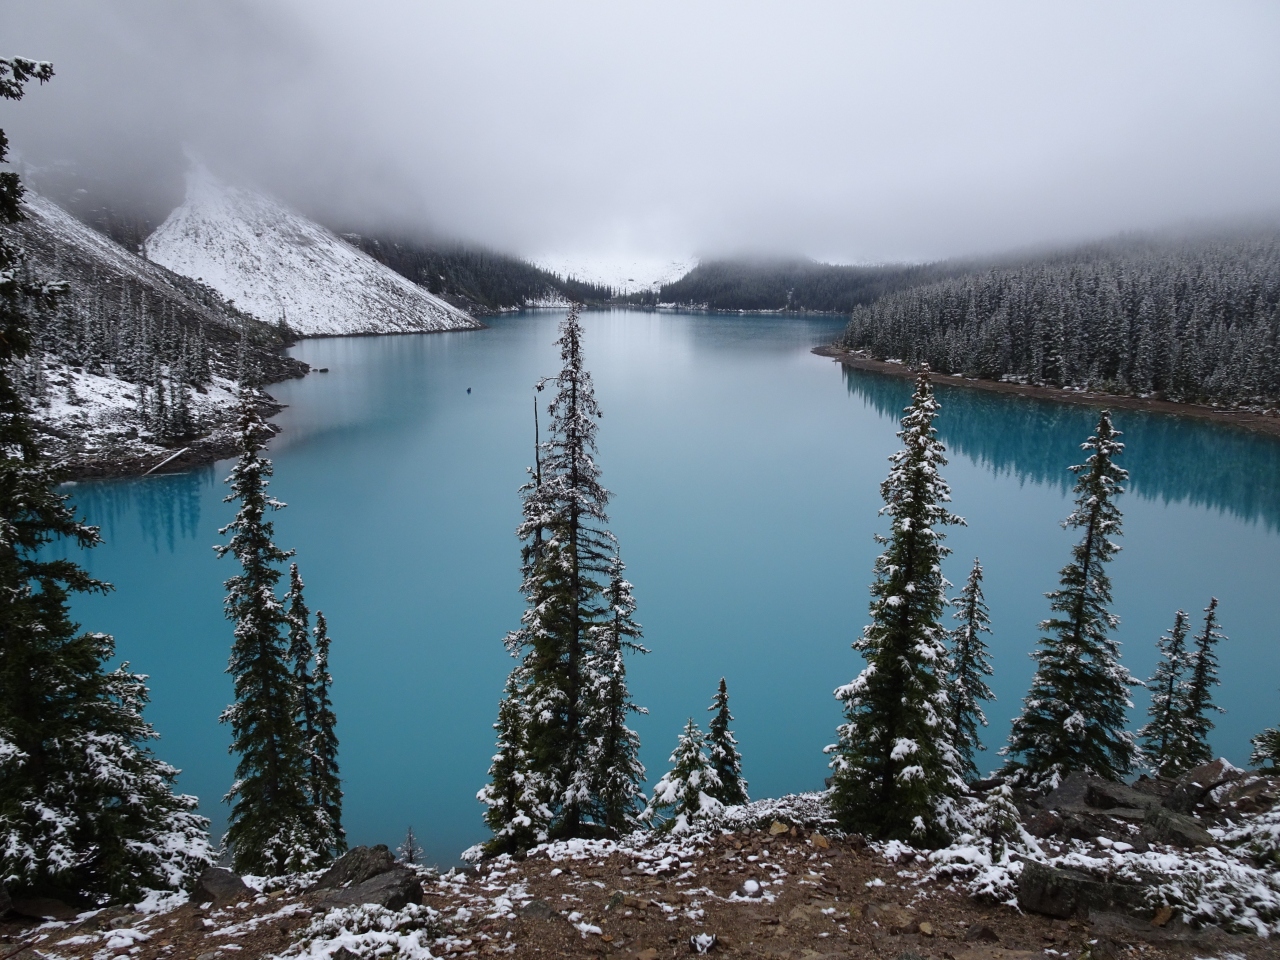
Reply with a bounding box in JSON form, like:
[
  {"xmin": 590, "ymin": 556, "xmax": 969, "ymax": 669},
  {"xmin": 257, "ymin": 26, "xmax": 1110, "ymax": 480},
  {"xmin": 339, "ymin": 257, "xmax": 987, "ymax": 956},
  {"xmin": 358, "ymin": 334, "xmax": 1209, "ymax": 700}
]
[
  {"xmin": 636, "ymin": 257, "xmax": 953, "ymax": 312},
  {"xmin": 346, "ymin": 234, "xmax": 617, "ymax": 312},
  {"xmin": 833, "ymin": 232, "xmax": 1280, "ymax": 407}
]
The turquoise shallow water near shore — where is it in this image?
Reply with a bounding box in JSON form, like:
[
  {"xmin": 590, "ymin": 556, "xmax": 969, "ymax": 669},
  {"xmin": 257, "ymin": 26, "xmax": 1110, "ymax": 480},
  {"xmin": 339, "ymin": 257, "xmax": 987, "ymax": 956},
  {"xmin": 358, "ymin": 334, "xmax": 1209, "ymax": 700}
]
[{"xmin": 54, "ymin": 309, "xmax": 1280, "ymax": 865}]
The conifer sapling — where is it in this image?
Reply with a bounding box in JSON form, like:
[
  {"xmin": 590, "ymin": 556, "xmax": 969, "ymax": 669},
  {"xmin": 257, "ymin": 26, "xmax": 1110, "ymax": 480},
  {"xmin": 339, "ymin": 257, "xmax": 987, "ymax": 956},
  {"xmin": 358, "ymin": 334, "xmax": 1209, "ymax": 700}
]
[
  {"xmin": 644, "ymin": 720, "xmax": 723, "ymax": 834},
  {"xmin": 706, "ymin": 678, "xmax": 748, "ymax": 806}
]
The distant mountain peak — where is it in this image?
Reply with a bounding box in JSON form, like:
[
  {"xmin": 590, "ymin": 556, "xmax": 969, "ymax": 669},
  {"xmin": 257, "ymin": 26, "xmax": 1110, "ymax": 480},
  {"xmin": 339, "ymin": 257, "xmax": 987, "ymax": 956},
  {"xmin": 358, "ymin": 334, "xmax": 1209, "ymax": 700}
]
[{"xmin": 147, "ymin": 170, "xmax": 480, "ymax": 336}]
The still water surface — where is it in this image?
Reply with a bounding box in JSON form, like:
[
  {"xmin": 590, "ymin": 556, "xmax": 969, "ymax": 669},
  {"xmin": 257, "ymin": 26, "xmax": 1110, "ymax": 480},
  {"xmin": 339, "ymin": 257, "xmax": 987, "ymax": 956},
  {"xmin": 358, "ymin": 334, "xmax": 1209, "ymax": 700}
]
[{"xmin": 58, "ymin": 310, "xmax": 1280, "ymax": 864}]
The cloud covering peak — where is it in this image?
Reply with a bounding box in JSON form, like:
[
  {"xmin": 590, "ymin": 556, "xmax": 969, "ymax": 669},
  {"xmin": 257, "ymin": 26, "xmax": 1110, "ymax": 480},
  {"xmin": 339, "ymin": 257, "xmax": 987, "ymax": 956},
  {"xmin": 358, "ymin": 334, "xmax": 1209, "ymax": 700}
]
[{"xmin": 4, "ymin": 1, "xmax": 1279, "ymax": 263}]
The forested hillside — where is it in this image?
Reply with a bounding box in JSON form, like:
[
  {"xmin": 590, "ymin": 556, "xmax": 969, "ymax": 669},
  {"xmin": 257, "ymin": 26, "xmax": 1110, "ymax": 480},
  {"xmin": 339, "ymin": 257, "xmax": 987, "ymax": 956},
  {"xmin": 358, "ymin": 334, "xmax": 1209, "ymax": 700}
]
[
  {"xmin": 1, "ymin": 190, "xmax": 303, "ymax": 468},
  {"xmin": 347, "ymin": 234, "xmax": 617, "ymax": 313},
  {"xmin": 834, "ymin": 232, "xmax": 1280, "ymax": 407},
  {"xmin": 645, "ymin": 258, "xmax": 952, "ymax": 312}
]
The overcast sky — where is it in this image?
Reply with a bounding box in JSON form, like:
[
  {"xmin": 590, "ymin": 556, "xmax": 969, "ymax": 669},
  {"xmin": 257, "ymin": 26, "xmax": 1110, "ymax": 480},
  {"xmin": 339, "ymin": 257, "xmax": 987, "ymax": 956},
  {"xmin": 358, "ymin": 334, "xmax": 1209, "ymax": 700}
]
[{"xmin": 4, "ymin": 1, "xmax": 1279, "ymax": 263}]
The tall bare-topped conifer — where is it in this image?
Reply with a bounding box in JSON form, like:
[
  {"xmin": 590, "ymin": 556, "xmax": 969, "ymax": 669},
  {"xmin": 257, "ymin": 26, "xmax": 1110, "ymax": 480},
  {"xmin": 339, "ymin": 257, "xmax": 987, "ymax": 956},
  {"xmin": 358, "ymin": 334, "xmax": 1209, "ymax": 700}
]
[{"xmin": 482, "ymin": 307, "xmax": 646, "ymax": 849}]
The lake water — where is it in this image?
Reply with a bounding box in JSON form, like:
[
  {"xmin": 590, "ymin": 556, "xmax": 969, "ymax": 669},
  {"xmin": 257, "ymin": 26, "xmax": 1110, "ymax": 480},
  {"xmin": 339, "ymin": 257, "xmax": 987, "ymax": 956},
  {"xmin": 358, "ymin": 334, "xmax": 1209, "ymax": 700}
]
[{"xmin": 57, "ymin": 309, "xmax": 1280, "ymax": 865}]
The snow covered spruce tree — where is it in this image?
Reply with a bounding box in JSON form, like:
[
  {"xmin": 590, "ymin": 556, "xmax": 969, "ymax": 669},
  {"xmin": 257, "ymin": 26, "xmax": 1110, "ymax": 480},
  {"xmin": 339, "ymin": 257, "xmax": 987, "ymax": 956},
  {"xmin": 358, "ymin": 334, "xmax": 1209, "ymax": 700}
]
[
  {"xmin": 827, "ymin": 371, "xmax": 967, "ymax": 846},
  {"xmin": 0, "ymin": 56, "xmax": 211, "ymax": 903},
  {"xmin": 482, "ymin": 306, "xmax": 646, "ymax": 849},
  {"xmin": 1182, "ymin": 597, "xmax": 1225, "ymax": 769},
  {"xmin": 1003, "ymin": 411, "xmax": 1138, "ymax": 789},
  {"xmin": 1138, "ymin": 610, "xmax": 1197, "ymax": 778},
  {"xmin": 282, "ymin": 568, "xmax": 345, "ymax": 859},
  {"xmin": 706, "ymin": 678, "xmax": 748, "ymax": 806},
  {"xmin": 586, "ymin": 553, "xmax": 648, "ymax": 833},
  {"xmin": 309, "ymin": 610, "xmax": 344, "ymax": 856},
  {"xmin": 216, "ymin": 399, "xmax": 324, "ymax": 873},
  {"xmin": 643, "ymin": 720, "xmax": 723, "ymax": 833},
  {"xmin": 948, "ymin": 558, "xmax": 996, "ymax": 782},
  {"xmin": 478, "ymin": 670, "xmax": 543, "ymax": 853}
]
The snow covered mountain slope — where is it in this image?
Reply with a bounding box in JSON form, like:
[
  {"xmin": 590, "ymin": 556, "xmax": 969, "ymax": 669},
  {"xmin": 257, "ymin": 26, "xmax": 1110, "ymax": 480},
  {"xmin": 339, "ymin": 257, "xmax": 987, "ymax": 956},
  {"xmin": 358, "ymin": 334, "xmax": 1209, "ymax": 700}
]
[
  {"xmin": 147, "ymin": 170, "xmax": 481, "ymax": 336},
  {"xmin": 3, "ymin": 190, "xmax": 306, "ymax": 476}
]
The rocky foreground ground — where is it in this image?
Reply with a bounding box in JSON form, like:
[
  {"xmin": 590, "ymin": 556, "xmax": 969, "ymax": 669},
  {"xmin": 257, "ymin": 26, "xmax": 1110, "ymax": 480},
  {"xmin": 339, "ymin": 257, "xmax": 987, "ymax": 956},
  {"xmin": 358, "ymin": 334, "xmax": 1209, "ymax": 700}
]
[{"xmin": 2, "ymin": 762, "xmax": 1277, "ymax": 960}]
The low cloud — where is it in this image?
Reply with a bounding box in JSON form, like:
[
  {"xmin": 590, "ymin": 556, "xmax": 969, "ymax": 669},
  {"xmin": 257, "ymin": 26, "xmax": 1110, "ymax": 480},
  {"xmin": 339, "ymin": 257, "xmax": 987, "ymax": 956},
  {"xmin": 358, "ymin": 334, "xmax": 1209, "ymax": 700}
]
[{"xmin": 5, "ymin": 1, "xmax": 1279, "ymax": 262}]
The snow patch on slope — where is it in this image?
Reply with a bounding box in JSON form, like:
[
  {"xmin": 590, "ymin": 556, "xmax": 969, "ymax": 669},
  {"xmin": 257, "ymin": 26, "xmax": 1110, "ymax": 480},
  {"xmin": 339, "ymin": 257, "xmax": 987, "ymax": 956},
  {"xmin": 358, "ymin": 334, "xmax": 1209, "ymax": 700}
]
[{"xmin": 147, "ymin": 169, "xmax": 481, "ymax": 336}]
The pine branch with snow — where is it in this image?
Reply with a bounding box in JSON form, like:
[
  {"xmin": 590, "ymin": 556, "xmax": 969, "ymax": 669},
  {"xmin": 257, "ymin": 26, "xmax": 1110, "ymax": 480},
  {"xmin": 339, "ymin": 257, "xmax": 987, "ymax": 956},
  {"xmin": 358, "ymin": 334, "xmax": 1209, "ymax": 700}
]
[{"xmin": 0, "ymin": 68, "xmax": 212, "ymax": 899}]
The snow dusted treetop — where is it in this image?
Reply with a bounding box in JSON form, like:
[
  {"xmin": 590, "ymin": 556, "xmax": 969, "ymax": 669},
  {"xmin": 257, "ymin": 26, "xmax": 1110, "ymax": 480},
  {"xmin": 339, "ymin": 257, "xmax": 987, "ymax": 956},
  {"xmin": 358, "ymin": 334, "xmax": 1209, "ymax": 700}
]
[
  {"xmin": 829, "ymin": 370, "xmax": 967, "ymax": 846},
  {"xmin": 1004, "ymin": 410, "xmax": 1139, "ymax": 789},
  {"xmin": 643, "ymin": 719, "xmax": 724, "ymax": 834}
]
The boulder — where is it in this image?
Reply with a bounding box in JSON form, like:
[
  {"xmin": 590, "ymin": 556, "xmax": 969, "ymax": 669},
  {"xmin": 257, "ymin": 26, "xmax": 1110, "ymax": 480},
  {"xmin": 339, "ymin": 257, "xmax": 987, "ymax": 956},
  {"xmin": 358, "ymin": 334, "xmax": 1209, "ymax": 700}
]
[
  {"xmin": 1016, "ymin": 862, "xmax": 1148, "ymax": 920},
  {"xmin": 964, "ymin": 924, "xmax": 1000, "ymax": 942},
  {"xmin": 1038, "ymin": 772, "xmax": 1091, "ymax": 812},
  {"xmin": 1141, "ymin": 807, "xmax": 1215, "ymax": 848},
  {"xmin": 864, "ymin": 901, "xmax": 916, "ymax": 934},
  {"xmin": 10, "ymin": 897, "xmax": 80, "ymax": 921},
  {"xmin": 1165, "ymin": 759, "xmax": 1245, "ymax": 814},
  {"xmin": 1085, "ymin": 779, "xmax": 1160, "ymax": 813},
  {"xmin": 311, "ymin": 844, "xmax": 397, "ymax": 891},
  {"xmin": 519, "ymin": 898, "xmax": 554, "ymax": 920},
  {"xmin": 1023, "ymin": 809, "xmax": 1064, "ymax": 838},
  {"xmin": 193, "ymin": 866, "xmax": 251, "ymax": 904},
  {"xmin": 315, "ymin": 866, "xmax": 422, "ymax": 911}
]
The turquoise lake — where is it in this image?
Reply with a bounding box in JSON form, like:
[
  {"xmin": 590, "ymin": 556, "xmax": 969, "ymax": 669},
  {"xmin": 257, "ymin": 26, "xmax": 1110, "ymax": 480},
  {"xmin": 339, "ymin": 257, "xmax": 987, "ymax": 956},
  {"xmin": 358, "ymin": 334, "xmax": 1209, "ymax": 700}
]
[{"xmin": 56, "ymin": 309, "xmax": 1280, "ymax": 865}]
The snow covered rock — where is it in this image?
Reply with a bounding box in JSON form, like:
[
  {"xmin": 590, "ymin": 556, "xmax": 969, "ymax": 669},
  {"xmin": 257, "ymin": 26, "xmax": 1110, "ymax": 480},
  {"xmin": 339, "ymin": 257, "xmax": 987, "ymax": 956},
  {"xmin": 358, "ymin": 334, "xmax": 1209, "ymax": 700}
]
[
  {"xmin": 311, "ymin": 845, "xmax": 398, "ymax": 891},
  {"xmin": 314, "ymin": 867, "xmax": 424, "ymax": 911},
  {"xmin": 147, "ymin": 168, "xmax": 482, "ymax": 336},
  {"xmin": 1017, "ymin": 862, "xmax": 1148, "ymax": 920},
  {"xmin": 1166, "ymin": 758, "xmax": 1245, "ymax": 814}
]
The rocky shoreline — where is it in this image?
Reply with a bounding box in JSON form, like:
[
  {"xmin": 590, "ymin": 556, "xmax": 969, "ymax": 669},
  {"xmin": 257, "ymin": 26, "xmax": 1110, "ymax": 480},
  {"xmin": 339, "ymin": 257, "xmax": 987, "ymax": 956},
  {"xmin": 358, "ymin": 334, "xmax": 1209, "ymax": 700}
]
[
  {"xmin": 4, "ymin": 760, "xmax": 1276, "ymax": 960},
  {"xmin": 814, "ymin": 345, "xmax": 1280, "ymax": 440}
]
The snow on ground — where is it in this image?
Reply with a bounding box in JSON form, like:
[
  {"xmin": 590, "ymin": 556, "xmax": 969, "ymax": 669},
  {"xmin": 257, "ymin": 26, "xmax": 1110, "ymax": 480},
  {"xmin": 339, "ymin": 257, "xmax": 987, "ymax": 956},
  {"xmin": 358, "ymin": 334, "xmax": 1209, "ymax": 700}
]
[
  {"xmin": 529, "ymin": 253, "xmax": 697, "ymax": 295},
  {"xmin": 32, "ymin": 361, "xmax": 243, "ymax": 462},
  {"xmin": 37, "ymin": 363, "xmax": 237, "ymax": 444},
  {"xmin": 147, "ymin": 168, "xmax": 480, "ymax": 336}
]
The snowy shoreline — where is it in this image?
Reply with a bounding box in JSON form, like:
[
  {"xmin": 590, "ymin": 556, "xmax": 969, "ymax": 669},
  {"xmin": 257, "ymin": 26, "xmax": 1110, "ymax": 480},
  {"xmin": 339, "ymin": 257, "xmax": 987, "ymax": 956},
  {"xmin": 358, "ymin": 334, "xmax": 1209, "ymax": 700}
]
[{"xmin": 817, "ymin": 344, "xmax": 1280, "ymax": 441}]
